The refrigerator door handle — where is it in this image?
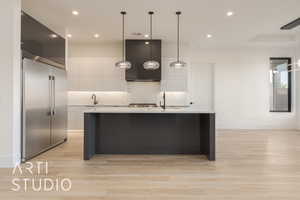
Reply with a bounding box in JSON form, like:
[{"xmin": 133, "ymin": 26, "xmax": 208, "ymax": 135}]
[
  {"xmin": 52, "ymin": 76, "xmax": 56, "ymax": 116},
  {"xmin": 48, "ymin": 75, "xmax": 53, "ymax": 116}
]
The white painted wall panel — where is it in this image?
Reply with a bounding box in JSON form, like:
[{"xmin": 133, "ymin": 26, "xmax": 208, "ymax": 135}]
[
  {"xmin": 211, "ymin": 48, "xmax": 297, "ymax": 129},
  {"xmin": 68, "ymin": 57, "xmax": 127, "ymax": 91},
  {"xmin": 0, "ymin": 0, "xmax": 21, "ymax": 168},
  {"xmin": 161, "ymin": 58, "xmax": 188, "ymax": 91},
  {"xmin": 188, "ymin": 62, "xmax": 214, "ymax": 110},
  {"xmin": 296, "ymin": 35, "xmax": 300, "ymax": 130}
]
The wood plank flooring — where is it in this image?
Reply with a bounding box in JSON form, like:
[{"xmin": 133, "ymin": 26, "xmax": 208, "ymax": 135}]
[{"xmin": 0, "ymin": 130, "xmax": 300, "ymax": 200}]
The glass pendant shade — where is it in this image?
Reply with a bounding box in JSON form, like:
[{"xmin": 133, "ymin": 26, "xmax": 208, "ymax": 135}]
[
  {"xmin": 170, "ymin": 60, "xmax": 186, "ymax": 69},
  {"xmin": 170, "ymin": 11, "xmax": 186, "ymax": 69},
  {"xmin": 115, "ymin": 61, "xmax": 131, "ymax": 69},
  {"xmin": 143, "ymin": 60, "xmax": 160, "ymax": 70},
  {"xmin": 143, "ymin": 11, "xmax": 160, "ymax": 70},
  {"xmin": 115, "ymin": 11, "xmax": 131, "ymax": 69}
]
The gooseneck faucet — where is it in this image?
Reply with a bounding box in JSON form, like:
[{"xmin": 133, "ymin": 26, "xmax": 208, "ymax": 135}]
[
  {"xmin": 160, "ymin": 91, "xmax": 166, "ymax": 110},
  {"xmin": 91, "ymin": 94, "xmax": 98, "ymax": 105}
]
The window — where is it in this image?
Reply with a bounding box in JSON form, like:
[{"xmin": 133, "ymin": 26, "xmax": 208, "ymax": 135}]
[{"xmin": 269, "ymin": 57, "xmax": 292, "ymax": 112}]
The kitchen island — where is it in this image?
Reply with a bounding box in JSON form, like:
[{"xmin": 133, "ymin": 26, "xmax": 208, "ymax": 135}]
[{"xmin": 84, "ymin": 107, "xmax": 215, "ymax": 161}]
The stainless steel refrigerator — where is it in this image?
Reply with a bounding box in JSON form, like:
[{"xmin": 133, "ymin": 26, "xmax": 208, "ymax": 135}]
[{"xmin": 22, "ymin": 58, "xmax": 67, "ymax": 161}]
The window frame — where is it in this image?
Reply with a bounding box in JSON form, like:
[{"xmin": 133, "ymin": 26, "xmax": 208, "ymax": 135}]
[{"xmin": 269, "ymin": 57, "xmax": 292, "ymax": 113}]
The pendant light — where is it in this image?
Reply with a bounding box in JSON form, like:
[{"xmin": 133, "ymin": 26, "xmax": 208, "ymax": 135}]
[
  {"xmin": 143, "ymin": 11, "xmax": 160, "ymax": 70},
  {"xmin": 115, "ymin": 11, "xmax": 131, "ymax": 69},
  {"xmin": 170, "ymin": 11, "xmax": 186, "ymax": 68}
]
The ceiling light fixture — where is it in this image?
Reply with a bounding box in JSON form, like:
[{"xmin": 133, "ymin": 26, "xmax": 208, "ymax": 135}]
[
  {"xmin": 170, "ymin": 11, "xmax": 186, "ymax": 69},
  {"xmin": 94, "ymin": 34, "xmax": 100, "ymax": 38},
  {"xmin": 226, "ymin": 11, "xmax": 234, "ymax": 16},
  {"xmin": 207, "ymin": 34, "xmax": 212, "ymax": 38},
  {"xmin": 143, "ymin": 11, "xmax": 160, "ymax": 70},
  {"xmin": 72, "ymin": 10, "xmax": 79, "ymax": 15},
  {"xmin": 115, "ymin": 11, "xmax": 131, "ymax": 69},
  {"xmin": 67, "ymin": 34, "xmax": 72, "ymax": 38},
  {"xmin": 144, "ymin": 34, "xmax": 149, "ymax": 38}
]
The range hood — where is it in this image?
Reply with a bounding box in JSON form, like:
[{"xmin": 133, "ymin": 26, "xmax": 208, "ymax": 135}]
[{"xmin": 125, "ymin": 40, "xmax": 161, "ymax": 82}]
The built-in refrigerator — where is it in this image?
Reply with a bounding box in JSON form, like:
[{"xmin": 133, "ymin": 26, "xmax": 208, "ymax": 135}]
[{"xmin": 22, "ymin": 58, "xmax": 67, "ymax": 161}]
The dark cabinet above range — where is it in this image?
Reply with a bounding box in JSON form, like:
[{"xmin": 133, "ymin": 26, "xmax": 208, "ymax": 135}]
[{"xmin": 125, "ymin": 40, "xmax": 161, "ymax": 82}]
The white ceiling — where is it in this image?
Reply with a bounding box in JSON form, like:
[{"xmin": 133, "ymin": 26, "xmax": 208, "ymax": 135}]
[{"xmin": 22, "ymin": 0, "xmax": 300, "ymax": 47}]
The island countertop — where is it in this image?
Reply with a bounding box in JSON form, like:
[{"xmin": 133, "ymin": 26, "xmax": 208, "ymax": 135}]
[{"xmin": 83, "ymin": 106, "xmax": 215, "ymax": 114}]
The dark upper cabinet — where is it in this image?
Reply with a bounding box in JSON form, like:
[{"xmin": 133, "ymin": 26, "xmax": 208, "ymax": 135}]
[
  {"xmin": 21, "ymin": 12, "xmax": 65, "ymax": 68},
  {"xmin": 125, "ymin": 40, "xmax": 161, "ymax": 81}
]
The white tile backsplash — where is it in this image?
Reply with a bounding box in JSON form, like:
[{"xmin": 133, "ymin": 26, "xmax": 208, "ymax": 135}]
[
  {"xmin": 127, "ymin": 82, "xmax": 161, "ymax": 104},
  {"xmin": 68, "ymin": 91, "xmax": 129, "ymax": 106},
  {"xmin": 68, "ymin": 90, "xmax": 188, "ymax": 106},
  {"xmin": 159, "ymin": 92, "xmax": 189, "ymax": 106}
]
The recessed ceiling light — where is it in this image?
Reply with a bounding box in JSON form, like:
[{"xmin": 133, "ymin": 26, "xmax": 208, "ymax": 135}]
[
  {"xmin": 144, "ymin": 34, "xmax": 149, "ymax": 38},
  {"xmin": 72, "ymin": 10, "xmax": 79, "ymax": 15},
  {"xmin": 226, "ymin": 11, "xmax": 234, "ymax": 16},
  {"xmin": 67, "ymin": 34, "xmax": 72, "ymax": 38},
  {"xmin": 94, "ymin": 34, "xmax": 100, "ymax": 38},
  {"xmin": 206, "ymin": 34, "xmax": 212, "ymax": 38},
  {"xmin": 50, "ymin": 34, "xmax": 57, "ymax": 38}
]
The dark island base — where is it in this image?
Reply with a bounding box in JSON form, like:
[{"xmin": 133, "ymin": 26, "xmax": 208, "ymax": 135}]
[{"xmin": 84, "ymin": 113, "xmax": 215, "ymax": 161}]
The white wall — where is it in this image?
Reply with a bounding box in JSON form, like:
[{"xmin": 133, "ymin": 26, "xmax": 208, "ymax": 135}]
[
  {"xmin": 297, "ymin": 71, "xmax": 300, "ymax": 130},
  {"xmin": 210, "ymin": 47, "xmax": 297, "ymax": 129},
  {"xmin": 68, "ymin": 41, "xmax": 299, "ymax": 130},
  {"xmin": 0, "ymin": 0, "xmax": 21, "ymax": 168},
  {"xmin": 296, "ymin": 35, "xmax": 300, "ymax": 130}
]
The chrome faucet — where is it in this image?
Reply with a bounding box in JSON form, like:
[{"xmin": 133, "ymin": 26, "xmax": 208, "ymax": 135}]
[
  {"xmin": 160, "ymin": 91, "xmax": 166, "ymax": 110},
  {"xmin": 91, "ymin": 94, "xmax": 98, "ymax": 105}
]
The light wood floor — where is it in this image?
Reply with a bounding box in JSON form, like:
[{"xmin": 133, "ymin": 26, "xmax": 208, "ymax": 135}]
[{"xmin": 1, "ymin": 130, "xmax": 300, "ymax": 200}]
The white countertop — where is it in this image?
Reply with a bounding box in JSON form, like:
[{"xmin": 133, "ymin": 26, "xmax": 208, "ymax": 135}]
[{"xmin": 84, "ymin": 106, "xmax": 214, "ymax": 114}]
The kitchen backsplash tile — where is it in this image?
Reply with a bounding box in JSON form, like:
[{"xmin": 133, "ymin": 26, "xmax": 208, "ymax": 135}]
[
  {"xmin": 68, "ymin": 91, "xmax": 129, "ymax": 106},
  {"xmin": 127, "ymin": 82, "xmax": 160, "ymax": 104}
]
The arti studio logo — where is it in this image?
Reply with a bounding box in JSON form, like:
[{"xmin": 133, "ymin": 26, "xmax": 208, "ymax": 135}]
[{"xmin": 11, "ymin": 161, "xmax": 72, "ymax": 192}]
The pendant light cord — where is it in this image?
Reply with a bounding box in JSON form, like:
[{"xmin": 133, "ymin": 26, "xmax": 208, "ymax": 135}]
[
  {"xmin": 149, "ymin": 12, "xmax": 153, "ymax": 60},
  {"xmin": 116, "ymin": 11, "xmax": 131, "ymax": 69},
  {"xmin": 122, "ymin": 12, "xmax": 125, "ymax": 61},
  {"xmin": 176, "ymin": 12, "xmax": 180, "ymax": 62}
]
